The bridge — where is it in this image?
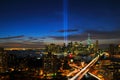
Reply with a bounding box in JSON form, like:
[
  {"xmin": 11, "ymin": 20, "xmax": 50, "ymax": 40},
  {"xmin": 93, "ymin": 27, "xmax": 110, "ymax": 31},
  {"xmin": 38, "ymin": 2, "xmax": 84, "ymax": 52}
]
[{"xmin": 67, "ymin": 52, "xmax": 107, "ymax": 80}]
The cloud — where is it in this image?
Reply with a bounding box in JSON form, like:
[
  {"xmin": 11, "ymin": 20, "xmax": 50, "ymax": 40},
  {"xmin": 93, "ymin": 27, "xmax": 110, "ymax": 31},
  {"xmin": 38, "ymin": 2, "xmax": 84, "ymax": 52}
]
[
  {"xmin": 28, "ymin": 37, "xmax": 39, "ymax": 40},
  {"xmin": 49, "ymin": 33, "xmax": 87, "ymax": 41},
  {"xmin": 23, "ymin": 41, "xmax": 45, "ymax": 48},
  {"xmin": 0, "ymin": 35, "xmax": 24, "ymax": 40},
  {"xmin": 57, "ymin": 29, "xmax": 79, "ymax": 33},
  {"xmin": 49, "ymin": 30, "xmax": 120, "ymax": 44},
  {"xmin": 86, "ymin": 30, "xmax": 120, "ymax": 39},
  {"xmin": 48, "ymin": 36, "xmax": 64, "ymax": 40},
  {"xmin": 0, "ymin": 42, "xmax": 23, "ymax": 48},
  {"xmin": 0, "ymin": 35, "xmax": 46, "ymax": 48},
  {"xmin": 40, "ymin": 37, "xmax": 46, "ymax": 39},
  {"xmin": 0, "ymin": 41, "xmax": 45, "ymax": 48},
  {"xmin": 0, "ymin": 29, "xmax": 119, "ymax": 48}
]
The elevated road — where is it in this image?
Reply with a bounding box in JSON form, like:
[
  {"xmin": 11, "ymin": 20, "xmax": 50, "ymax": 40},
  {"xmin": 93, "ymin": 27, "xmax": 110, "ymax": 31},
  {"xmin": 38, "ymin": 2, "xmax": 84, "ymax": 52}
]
[{"xmin": 68, "ymin": 52, "xmax": 106, "ymax": 80}]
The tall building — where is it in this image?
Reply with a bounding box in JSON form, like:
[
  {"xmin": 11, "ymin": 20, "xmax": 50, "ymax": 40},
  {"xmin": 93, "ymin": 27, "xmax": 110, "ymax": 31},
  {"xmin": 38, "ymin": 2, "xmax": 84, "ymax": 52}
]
[
  {"xmin": 0, "ymin": 48, "xmax": 3, "ymax": 72},
  {"xmin": 0, "ymin": 48, "xmax": 8, "ymax": 73},
  {"xmin": 43, "ymin": 52, "xmax": 58, "ymax": 78},
  {"xmin": 87, "ymin": 33, "xmax": 92, "ymax": 46},
  {"xmin": 95, "ymin": 40, "xmax": 99, "ymax": 53},
  {"xmin": 109, "ymin": 44, "xmax": 115, "ymax": 55}
]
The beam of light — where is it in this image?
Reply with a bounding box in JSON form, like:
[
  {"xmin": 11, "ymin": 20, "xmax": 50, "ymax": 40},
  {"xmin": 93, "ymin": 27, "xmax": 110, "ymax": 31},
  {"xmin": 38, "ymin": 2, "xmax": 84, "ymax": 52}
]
[{"xmin": 63, "ymin": 0, "xmax": 68, "ymax": 45}]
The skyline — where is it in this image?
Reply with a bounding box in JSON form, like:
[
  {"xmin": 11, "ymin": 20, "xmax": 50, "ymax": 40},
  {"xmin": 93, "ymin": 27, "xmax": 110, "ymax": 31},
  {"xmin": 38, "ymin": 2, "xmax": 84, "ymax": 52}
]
[{"xmin": 0, "ymin": 0, "xmax": 120, "ymax": 48}]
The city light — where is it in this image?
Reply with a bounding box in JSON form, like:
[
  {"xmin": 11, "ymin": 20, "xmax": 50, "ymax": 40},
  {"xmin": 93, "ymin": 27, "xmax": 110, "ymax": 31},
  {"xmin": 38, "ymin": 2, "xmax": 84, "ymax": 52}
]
[{"xmin": 0, "ymin": 0, "xmax": 120, "ymax": 79}]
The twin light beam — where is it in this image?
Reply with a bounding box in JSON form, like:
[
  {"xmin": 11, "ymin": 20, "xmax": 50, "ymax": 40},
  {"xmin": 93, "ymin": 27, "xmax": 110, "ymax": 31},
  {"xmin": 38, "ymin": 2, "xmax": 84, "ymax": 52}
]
[{"xmin": 63, "ymin": 0, "xmax": 68, "ymax": 45}]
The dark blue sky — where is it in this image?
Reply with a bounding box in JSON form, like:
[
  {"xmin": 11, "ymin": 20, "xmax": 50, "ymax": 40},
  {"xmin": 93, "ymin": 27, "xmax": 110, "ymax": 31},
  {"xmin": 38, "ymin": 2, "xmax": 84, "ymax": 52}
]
[{"xmin": 0, "ymin": 0, "xmax": 120, "ymax": 48}]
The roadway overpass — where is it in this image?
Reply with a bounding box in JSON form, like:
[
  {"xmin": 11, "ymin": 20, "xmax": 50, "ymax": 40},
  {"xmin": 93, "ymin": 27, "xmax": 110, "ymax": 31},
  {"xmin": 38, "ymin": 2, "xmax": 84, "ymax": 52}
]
[{"xmin": 67, "ymin": 52, "xmax": 107, "ymax": 80}]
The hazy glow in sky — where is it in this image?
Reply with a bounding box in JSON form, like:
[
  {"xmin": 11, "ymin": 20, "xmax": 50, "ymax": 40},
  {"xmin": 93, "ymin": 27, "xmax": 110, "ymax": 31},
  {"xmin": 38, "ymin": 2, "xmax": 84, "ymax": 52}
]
[{"xmin": 0, "ymin": 0, "xmax": 120, "ymax": 48}]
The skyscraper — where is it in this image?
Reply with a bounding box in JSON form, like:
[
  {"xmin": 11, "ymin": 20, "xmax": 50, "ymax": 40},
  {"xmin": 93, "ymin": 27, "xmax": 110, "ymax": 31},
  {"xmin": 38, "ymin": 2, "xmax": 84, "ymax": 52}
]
[
  {"xmin": 87, "ymin": 33, "xmax": 92, "ymax": 46},
  {"xmin": 43, "ymin": 52, "xmax": 58, "ymax": 78},
  {"xmin": 95, "ymin": 40, "xmax": 99, "ymax": 53},
  {"xmin": 0, "ymin": 48, "xmax": 8, "ymax": 73}
]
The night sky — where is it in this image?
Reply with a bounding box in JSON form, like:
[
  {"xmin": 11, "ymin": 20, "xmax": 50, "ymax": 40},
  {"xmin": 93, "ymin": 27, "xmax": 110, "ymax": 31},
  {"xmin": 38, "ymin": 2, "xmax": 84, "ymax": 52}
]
[{"xmin": 0, "ymin": 0, "xmax": 120, "ymax": 48}]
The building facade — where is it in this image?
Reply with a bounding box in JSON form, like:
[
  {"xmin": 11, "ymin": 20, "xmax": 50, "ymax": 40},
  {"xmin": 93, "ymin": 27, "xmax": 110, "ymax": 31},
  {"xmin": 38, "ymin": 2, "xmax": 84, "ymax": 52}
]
[{"xmin": 0, "ymin": 48, "xmax": 8, "ymax": 73}]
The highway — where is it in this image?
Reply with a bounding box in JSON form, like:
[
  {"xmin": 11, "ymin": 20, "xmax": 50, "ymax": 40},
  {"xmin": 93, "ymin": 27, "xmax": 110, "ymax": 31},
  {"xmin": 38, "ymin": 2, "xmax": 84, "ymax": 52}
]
[{"xmin": 68, "ymin": 52, "xmax": 105, "ymax": 80}]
